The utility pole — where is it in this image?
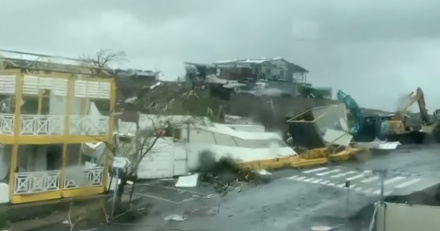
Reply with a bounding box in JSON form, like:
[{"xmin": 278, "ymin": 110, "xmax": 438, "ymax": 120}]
[
  {"xmin": 345, "ymin": 180, "xmax": 351, "ymax": 231},
  {"xmin": 128, "ymin": 113, "xmax": 140, "ymax": 203},
  {"xmin": 373, "ymin": 169, "xmax": 387, "ymax": 202}
]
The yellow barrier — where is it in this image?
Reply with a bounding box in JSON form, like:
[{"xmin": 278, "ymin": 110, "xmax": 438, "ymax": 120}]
[{"xmin": 235, "ymin": 147, "xmax": 363, "ymax": 171}]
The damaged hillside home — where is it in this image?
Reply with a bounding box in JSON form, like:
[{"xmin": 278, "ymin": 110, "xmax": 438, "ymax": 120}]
[
  {"xmin": 0, "ymin": 49, "xmax": 116, "ymax": 204},
  {"xmin": 184, "ymin": 58, "xmax": 332, "ymax": 100},
  {"xmin": 113, "ymin": 68, "xmax": 159, "ymax": 105}
]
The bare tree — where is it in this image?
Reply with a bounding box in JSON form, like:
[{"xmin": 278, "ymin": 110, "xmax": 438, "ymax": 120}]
[{"xmin": 79, "ymin": 49, "xmax": 126, "ymax": 76}]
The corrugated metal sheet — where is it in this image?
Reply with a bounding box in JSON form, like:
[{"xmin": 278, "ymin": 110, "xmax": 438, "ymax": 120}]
[
  {"xmin": 74, "ymin": 80, "xmax": 110, "ymax": 99},
  {"xmin": 23, "ymin": 75, "xmax": 68, "ymax": 96},
  {"xmin": 0, "ymin": 75, "xmax": 16, "ymax": 94}
]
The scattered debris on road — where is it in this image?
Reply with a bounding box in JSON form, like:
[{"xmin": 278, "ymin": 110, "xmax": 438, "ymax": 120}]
[
  {"xmin": 175, "ymin": 173, "xmax": 200, "ymax": 188},
  {"xmin": 164, "ymin": 214, "xmax": 187, "ymax": 221}
]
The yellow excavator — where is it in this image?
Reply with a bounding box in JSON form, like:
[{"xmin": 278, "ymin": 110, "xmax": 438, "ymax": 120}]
[{"xmin": 385, "ymin": 87, "xmax": 440, "ymax": 143}]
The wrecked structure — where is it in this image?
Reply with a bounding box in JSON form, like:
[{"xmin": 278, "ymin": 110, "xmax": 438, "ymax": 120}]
[
  {"xmin": 0, "ymin": 49, "xmax": 115, "ymax": 204},
  {"xmin": 184, "ymin": 58, "xmax": 332, "ymax": 99},
  {"xmin": 114, "ymin": 102, "xmax": 364, "ymax": 181}
]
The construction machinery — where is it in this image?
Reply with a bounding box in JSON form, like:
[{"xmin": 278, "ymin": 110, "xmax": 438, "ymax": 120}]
[
  {"xmin": 339, "ymin": 88, "xmax": 440, "ymax": 144},
  {"xmin": 337, "ymin": 90, "xmax": 389, "ymax": 142},
  {"xmin": 385, "ymin": 87, "xmax": 440, "ymax": 143}
]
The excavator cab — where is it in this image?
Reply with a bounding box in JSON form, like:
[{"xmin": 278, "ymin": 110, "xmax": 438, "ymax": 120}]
[{"xmin": 356, "ymin": 115, "xmax": 388, "ymax": 141}]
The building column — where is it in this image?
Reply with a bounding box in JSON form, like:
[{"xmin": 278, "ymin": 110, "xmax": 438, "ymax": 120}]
[
  {"xmin": 9, "ymin": 72, "xmax": 23, "ymax": 199},
  {"xmin": 60, "ymin": 78, "xmax": 73, "ymax": 196}
]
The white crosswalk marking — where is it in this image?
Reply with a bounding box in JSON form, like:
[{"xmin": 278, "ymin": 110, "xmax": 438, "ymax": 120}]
[
  {"xmin": 316, "ymin": 169, "xmax": 341, "ymax": 176},
  {"xmin": 303, "ymin": 167, "xmax": 328, "ymax": 174},
  {"xmin": 361, "ymin": 176, "xmax": 379, "ymax": 183},
  {"xmin": 383, "ymin": 177, "xmax": 406, "ymax": 185},
  {"xmin": 346, "ymin": 174, "xmax": 365, "ymax": 181},
  {"xmin": 284, "ymin": 167, "xmax": 432, "ymax": 197},
  {"xmin": 331, "ymin": 171, "xmax": 357, "ymax": 178},
  {"xmin": 394, "ymin": 178, "xmax": 421, "ymax": 188}
]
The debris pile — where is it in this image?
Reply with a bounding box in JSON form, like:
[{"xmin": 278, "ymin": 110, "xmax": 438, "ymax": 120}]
[{"xmin": 194, "ymin": 150, "xmax": 273, "ymax": 195}]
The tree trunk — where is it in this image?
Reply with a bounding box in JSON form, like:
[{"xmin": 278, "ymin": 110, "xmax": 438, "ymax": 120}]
[{"xmin": 115, "ymin": 169, "xmax": 128, "ymax": 207}]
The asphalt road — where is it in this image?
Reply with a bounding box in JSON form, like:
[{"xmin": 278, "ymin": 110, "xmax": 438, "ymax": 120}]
[{"xmin": 36, "ymin": 145, "xmax": 440, "ymax": 231}]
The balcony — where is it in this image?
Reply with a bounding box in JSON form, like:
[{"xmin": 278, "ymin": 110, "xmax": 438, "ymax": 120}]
[
  {"xmin": 12, "ymin": 167, "xmax": 105, "ymax": 203},
  {"xmin": 0, "ymin": 113, "xmax": 110, "ymax": 144}
]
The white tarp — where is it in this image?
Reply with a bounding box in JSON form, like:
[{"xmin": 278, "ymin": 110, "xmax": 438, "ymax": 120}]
[{"xmin": 354, "ymin": 138, "xmax": 401, "ymax": 150}]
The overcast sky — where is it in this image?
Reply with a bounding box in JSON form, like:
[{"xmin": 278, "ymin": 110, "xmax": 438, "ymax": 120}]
[{"xmin": 1, "ymin": 0, "xmax": 440, "ymax": 111}]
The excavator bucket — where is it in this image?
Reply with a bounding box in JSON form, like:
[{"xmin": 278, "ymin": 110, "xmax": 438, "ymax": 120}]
[{"xmin": 287, "ymin": 104, "xmax": 350, "ymax": 149}]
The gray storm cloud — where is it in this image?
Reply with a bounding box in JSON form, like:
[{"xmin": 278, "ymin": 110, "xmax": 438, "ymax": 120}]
[{"xmin": 1, "ymin": 0, "xmax": 440, "ymax": 111}]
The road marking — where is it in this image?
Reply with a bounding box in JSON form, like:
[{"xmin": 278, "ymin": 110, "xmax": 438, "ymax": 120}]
[
  {"xmin": 331, "ymin": 171, "xmax": 357, "ymax": 178},
  {"xmin": 316, "ymin": 169, "xmax": 341, "ymax": 176},
  {"xmin": 346, "ymin": 174, "xmax": 365, "ymax": 181},
  {"xmin": 337, "ymin": 183, "xmax": 346, "ymax": 188},
  {"xmin": 303, "ymin": 167, "xmax": 328, "ymax": 174},
  {"xmin": 320, "ymin": 180, "xmax": 330, "ymax": 185},
  {"xmin": 361, "ymin": 176, "xmax": 379, "ymax": 183},
  {"xmin": 354, "ymin": 187, "xmax": 362, "ymax": 191},
  {"xmin": 383, "ymin": 177, "xmax": 406, "ymax": 185},
  {"xmin": 303, "ymin": 178, "xmax": 314, "ymax": 182},
  {"xmin": 394, "ymin": 178, "xmax": 421, "ymax": 188},
  {"xmin": 296, "ymin": 177, "xmax": 306, "ymax": 181},
  {"xmin": 327, "ymin": 183, "xmax": 336, "ymax": 186},
  {"xmin": 311, "ymin": 179, "xmax": 322, "ymax": 183},
  {"xmin": 287, "ymin": 175, "xmax": 299, "ymax": 180}
]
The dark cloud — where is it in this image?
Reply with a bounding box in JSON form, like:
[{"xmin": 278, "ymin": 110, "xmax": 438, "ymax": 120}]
[{"xmin": 1, "ymin": 0, "xmax": 440, "ymax": 110}]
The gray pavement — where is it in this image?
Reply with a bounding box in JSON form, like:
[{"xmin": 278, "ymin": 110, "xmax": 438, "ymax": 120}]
[{"xmin": 36, "ymin": 145, "xmax": 440, "ymax": 231}]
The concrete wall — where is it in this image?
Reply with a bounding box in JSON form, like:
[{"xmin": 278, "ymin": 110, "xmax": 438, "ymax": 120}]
[{"xmin": 375, "ymin": 202, "xmax": 440, "ymax": 231}]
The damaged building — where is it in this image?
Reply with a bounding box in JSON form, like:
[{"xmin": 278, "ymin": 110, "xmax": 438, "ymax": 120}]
[
  {"xmin": 184, "ymin": 58, "xmax": 332, "ymax": 99},
  {"xmin": 0, "ymin": 49, "xmax": 116, "ymax": 204}
]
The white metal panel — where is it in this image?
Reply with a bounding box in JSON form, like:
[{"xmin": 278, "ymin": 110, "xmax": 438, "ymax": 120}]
[
  {"xmin": 173, "ymin": 145, "xmax": 188, "ymax": 176},
  {"xmin": 23, "ymin": 75, "xmax": 67, "ymax": 96},
  {"xmin": 376, "ymin": 202, "xmax": 440, "ymax": 231},
  {"xmin": 23, "ymin": 75, "xmax": 38, "ymax": 95},
  {"xmin": 98, "ymin": 82, "xmax": 111, "ymax": 99},
  {"xmin": 136, "ymin": 138, "xmax": 174, "ymax": 179},
  {"xmin": 74, "ymin": 80, "xmax": 88, "ymax": 98},
  {"xmin": 52, "ymin": 78, "xmax": 68, "ymax": 96},
  {"xmin": 0, "ymin": 75, "xmax": 16, "ymax": 94},
  {"xmin": 74, "ymin": 80, "xmax": 111, "ymax": 99}
]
